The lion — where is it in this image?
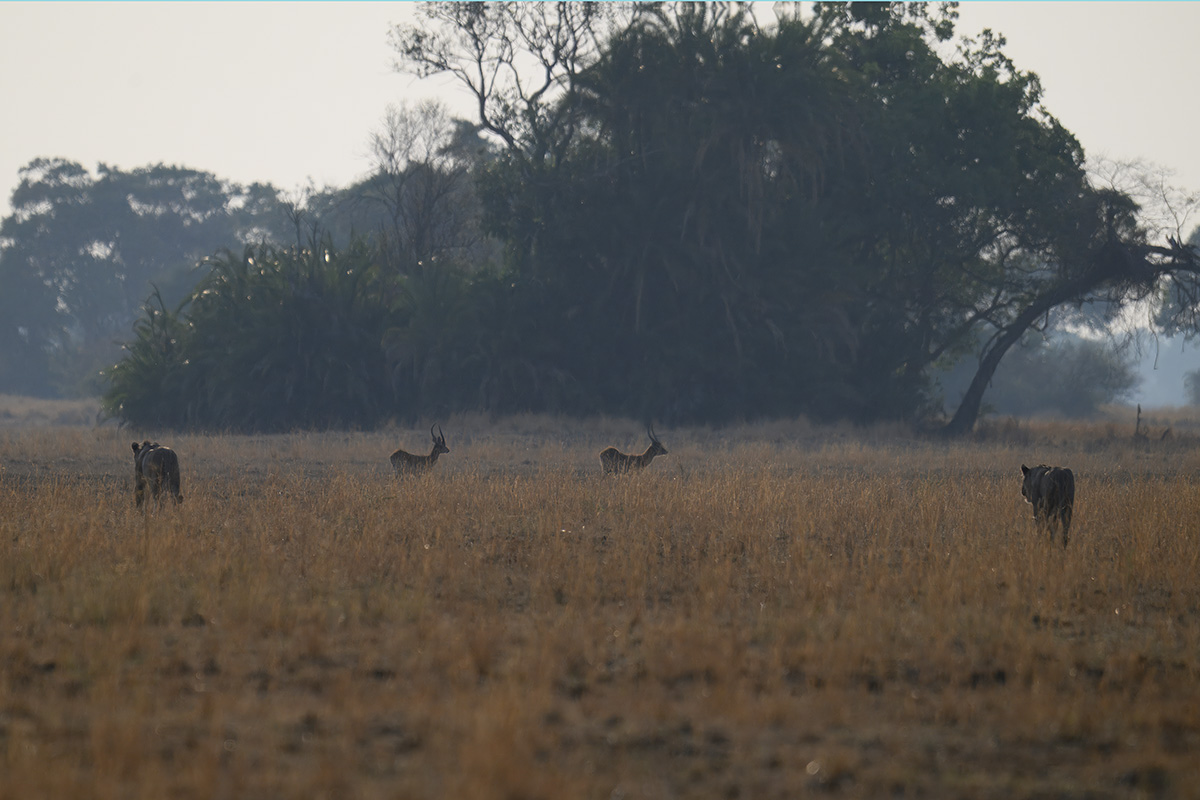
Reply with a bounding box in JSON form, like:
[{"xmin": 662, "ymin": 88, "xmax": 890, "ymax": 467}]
[
  {"xmin": 132, "ymin": 441, "xmax": 183, "ymax": 509},
  {"xmin": 1020, "ymin": 464, "xmax": 1074, "ymax": 547}
]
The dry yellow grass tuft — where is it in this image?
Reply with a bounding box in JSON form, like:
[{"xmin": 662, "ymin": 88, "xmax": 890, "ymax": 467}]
[{"xmin": 2, "ymin": 415, "xmax": 1199, "ymax": 798}]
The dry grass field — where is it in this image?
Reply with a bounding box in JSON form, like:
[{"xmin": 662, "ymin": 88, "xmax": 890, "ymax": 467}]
[{"xmin": 2, "ymin": 406, "xmax": 1200, "ymax": 799}]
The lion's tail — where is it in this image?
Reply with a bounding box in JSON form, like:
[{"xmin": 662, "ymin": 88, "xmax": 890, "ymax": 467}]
[{"xmin": 164, "ymin": 451, "xmax": 183, "ymax": 503}]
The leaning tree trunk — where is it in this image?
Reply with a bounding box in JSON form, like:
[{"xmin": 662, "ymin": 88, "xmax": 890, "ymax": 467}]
[
  {"xmin": 942, "ymin": 273, "xmax": 1112, "ymax": 437},
  {"xmin": 943, "ymin": 240, "xmax": 1194, "ymax": 437},
  {"xmin": 941, "ymin": 317, "xmax": 1034, "ymax": 437}
]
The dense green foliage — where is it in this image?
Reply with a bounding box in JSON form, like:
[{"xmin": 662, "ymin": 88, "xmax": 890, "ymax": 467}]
[
  {"xmin": 0, "ymin": 159, "xmax": 293, "ymax": 396},
  {"xmin": 4, "ymin": 2, "xmax": 1195, "ymax": 432},
  {"xmin": 435, "ymin": 2, "xmax": 1120, "ymax": 425},
  {"xmin": 104, "ymin": 240, "xmax": 396, "ymax": 431}
]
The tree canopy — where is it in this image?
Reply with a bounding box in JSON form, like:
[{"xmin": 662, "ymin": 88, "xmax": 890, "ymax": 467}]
[
  {"xmin": 392, "ymin": 1, "xmax": 1198, "ymax": 430},
  {"xmin": 0, "ymin": 159, "xmax": 293, "ymax": 396},
  {"xmin": 5, "ymin": 1, "xmax": 1195, "ymax": 432}
]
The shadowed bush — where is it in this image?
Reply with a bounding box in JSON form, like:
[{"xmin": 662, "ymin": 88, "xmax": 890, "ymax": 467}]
[{"xmin": 104, "ymin": 238, "xmax": 396, "ymax": 431}]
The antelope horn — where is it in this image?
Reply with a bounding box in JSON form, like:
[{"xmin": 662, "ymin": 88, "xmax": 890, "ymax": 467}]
[{"xmin": 436, "ymin": 423, "xmax": 445, "ymax": 443}]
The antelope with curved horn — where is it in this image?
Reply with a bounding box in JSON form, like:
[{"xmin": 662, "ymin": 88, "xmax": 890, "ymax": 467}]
[
  {"xmin": 599, "ymin": 424, "xmax": 668, "ymax": 475},
  {"xmin": 390, "ymin": 424, "xmax": 450, "ymax": 475}
]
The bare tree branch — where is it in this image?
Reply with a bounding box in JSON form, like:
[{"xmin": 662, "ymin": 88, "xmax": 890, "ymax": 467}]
[{"xmin": 390, "ymin": 2, "xmax": 631, "ymax": 166}]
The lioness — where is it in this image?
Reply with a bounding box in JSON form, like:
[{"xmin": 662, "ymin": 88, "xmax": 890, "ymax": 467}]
[
  {"xmin": 132, "ymin": 441, "xmax": 183, "ymax": 509},
  {"xmin": 1021, "ymin": 464, "xmax": 1073, "ymax": 547}
]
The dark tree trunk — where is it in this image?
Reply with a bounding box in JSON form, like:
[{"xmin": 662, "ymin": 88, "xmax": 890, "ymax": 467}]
[
  {"xmin": 943, "ymin": 258, "xmax": 1117, "ymax": 437},
  {"xmin": 942, "ymin": 240, "xmax": 1196, "ymax": 437},
  {"xmin": 942, "ymin": 324, "xmax": 1025, "ymax": 438}
]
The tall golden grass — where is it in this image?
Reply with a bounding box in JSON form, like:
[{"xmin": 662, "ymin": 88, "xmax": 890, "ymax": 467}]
[{"xmin": 2, "ymin": 415, "xmax": 1199, "ymax": 798}]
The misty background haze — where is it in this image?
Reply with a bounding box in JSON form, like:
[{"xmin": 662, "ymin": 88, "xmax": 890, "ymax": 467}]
[{"xmin": 2, "ymin": 2, "xmax": 1199, "ymax": 428}]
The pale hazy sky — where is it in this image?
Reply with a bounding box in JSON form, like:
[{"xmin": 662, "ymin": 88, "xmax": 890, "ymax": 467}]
[{"xmin": 2, "ymin": 2, "xmax": 1198, "ymax": 218}]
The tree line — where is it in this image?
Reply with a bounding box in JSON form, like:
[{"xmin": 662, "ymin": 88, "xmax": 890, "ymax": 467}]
[{"xmin": 2, "ymin": 2, "xmax": 1196, "ymax": 433}]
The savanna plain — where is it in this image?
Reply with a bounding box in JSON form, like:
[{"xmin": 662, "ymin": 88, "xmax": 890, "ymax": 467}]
[{"xmin": 2, "ymin": 399, "xmax": 1199, "ymax": 799}]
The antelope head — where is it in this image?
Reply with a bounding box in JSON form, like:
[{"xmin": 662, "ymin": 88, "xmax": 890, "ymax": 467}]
[
  {"xmin": 646, "ymin": 423, "xmax": 667, "ymax": 458},
  {"xmin": 390, "ymin": 423, "xmax": 451, "ymax": 475},
  {"xmin": 431, "ymin": 423, "xmax": 449, "ymax": 457}
]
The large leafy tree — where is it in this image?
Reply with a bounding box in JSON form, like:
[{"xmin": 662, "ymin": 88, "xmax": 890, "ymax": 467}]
[
  {"xmin": 101, "ymin": 98, "xmax": 509, "ymax": 430},
  {"xmin": 805, "ymin": 4, "xmax": 1092, "ymax": 424},
  {"xmin": 101, "ymin": 1, "xmax": 1200, "ymax": 433},
  {"xmin": 0, "ymin": 159, "xmax": 291, "ymax": 395},
  {"xmin": 540, "ymin": 3, "xmax": 862, "ymax": 420},
  {"xmin": 807, "ymin": 5, "xmax": 1199, "ymax": 433},
  {"xmin": 393, "ymin": 1, "xmax": 1199, "ymax": 430}
]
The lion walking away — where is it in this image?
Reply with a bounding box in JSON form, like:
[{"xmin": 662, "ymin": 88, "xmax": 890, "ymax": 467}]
[
  {"xmin": 132, "ymin": 441, "xmax": 183, "ymax": 509},
  {"xmin": 1021, "ymin": 464, "xmax": 1074, "ymax": 547}
]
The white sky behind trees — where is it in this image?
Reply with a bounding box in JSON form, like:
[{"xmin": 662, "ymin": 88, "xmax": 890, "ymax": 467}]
[
  {"xmin": 2, "ymin": 2, "xmax": 1197, "ymax": 213},
  {"xmin": 2, "ymin": 1, "xmax": 1199, "ymax": 402}
]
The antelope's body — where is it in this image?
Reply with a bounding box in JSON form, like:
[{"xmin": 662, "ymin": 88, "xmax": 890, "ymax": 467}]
[
  {"xmin": 132, "ymin": 441, "xmax": 183, "ymax": 509},
  {"xmin": 391, "ymin": 424, "xmax": 450, "ymax": 475},
  {"xmin": 600, "ymin": 426, "xmax": 668, "ymax": 474}
]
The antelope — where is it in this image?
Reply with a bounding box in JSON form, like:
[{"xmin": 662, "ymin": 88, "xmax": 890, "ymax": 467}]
[
  {"xmin": 390, "ymin": 424, "xmax": 450, "ymax": 475},
  {"xmin": 131, "ymin": 441, "xmax": 183, "ymax": 509},
  {"xmin": 599, "ymin": 425, "xmax": 668, "ymax": 474}
]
